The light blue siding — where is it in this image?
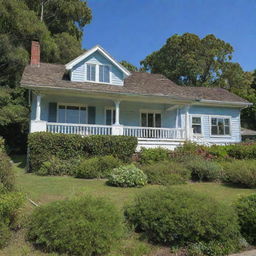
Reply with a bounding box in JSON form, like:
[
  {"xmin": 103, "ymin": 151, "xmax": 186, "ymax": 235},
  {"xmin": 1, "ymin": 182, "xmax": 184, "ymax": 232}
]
[
  {"xmin": 31, "ymin": 94, "xmax": 242, "ymax": 143},
  {"xmin": 71, "ymin": 51, "xmax": 124, "ymax": 85}
]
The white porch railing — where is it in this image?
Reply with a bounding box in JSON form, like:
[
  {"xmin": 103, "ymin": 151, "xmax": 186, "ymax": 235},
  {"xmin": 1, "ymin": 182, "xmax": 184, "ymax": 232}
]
[
  {"xmin": 45, "ymin": 122, "xmax": 186, "ymax": 140},
  {"xmin": 47, "ymin": 122, "xmax": 112, "ymax": 136},
  {"xmin": 123, "ymin": 126, "xmax": 185, "ymax": 140}
]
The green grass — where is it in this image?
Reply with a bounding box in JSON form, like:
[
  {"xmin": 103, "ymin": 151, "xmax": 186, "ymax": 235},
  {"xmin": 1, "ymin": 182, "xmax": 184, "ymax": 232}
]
[{"xmin": 1, "ymin": 155, "xmax": 256, "ymax": 256}]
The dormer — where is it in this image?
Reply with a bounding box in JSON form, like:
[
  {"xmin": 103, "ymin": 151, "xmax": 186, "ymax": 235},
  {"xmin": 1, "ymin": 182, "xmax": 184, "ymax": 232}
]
[{"xmin": 65, "ymin": 45, "xmax": 131, "ymax": 86}]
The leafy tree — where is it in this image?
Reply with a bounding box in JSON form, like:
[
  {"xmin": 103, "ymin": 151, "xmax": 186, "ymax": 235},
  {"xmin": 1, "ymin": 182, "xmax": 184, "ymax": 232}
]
[
  {"xmin": 120, "ymin": 61, "xmax": 138, "ymax": 72},
  {"xmin": 23, "ymin": 0, "xmax": 92, "ymax": 41},
  {"xmin": 141, "ymin": 33, "xmax": 234, "ymax": 87}
]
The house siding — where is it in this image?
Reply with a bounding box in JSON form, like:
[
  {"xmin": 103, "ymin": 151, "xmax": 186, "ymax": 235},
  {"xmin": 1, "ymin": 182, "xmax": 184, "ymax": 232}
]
[{"xmin": 70, "ymin": 51, "xmax": 124, "ymax": 85}]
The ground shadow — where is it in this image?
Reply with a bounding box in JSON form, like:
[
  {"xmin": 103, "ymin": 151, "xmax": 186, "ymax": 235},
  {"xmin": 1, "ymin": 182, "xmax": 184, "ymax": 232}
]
[{"xmin": 10, "ymin": 154, "xmax": 26, "ymax": 169}]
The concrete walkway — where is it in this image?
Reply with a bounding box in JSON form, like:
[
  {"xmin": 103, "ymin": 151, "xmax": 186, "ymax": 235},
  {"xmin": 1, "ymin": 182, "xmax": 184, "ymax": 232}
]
[{"xmin": 229, "ymin": 250, "xmax": 256, "ymax": 256}]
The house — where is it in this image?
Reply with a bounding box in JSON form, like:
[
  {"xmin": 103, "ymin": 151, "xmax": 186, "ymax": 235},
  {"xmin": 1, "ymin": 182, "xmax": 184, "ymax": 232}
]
[{"xmin": 21, "ymin": 41, "xmax": 251, "ymax": 150}]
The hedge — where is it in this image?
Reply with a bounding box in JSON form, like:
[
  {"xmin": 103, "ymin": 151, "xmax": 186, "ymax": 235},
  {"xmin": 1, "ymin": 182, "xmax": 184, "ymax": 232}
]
[{"xmin": 28, "ymin": 132, "xmax": 137, "ymax": 172}]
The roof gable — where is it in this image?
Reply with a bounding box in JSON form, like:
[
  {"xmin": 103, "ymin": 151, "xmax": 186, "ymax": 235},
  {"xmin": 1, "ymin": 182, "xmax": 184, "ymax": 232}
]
[{"xmin": 65, "ymin": 45, "xmax": 131, "ymax": 76}]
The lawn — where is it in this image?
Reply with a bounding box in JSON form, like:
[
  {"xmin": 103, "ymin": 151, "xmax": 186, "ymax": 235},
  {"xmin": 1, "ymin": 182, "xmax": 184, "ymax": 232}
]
[{"xmin": 1, "ymin": 155, "xmax": 256, "ymax": 256}]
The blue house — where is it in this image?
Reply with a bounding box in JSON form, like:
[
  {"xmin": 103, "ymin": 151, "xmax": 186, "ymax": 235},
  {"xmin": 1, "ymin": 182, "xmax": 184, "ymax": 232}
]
[{"xmin": 21, "ymin": 41, "xmax": 251, "ymax": 150}]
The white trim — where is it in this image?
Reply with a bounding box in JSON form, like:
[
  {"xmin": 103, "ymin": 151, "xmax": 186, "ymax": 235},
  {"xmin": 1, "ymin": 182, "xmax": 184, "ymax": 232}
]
[
  {"xmin": 140, "ymin": 109, "xmax": 162, "ymax": 128},
  {"xmin": 190, "ymin": 114, "xmax": 203, "ymax": 136},
  {"xmin": 57, "ymin": 103, "xmax": 88, "ymax": 124},
  {"xmin": 209, "ymin": 115, "xmax": 232, "ymax": 138},
  {"xmin": 65, "ymin": 45, "xmax": 131, "ymax": 76}
]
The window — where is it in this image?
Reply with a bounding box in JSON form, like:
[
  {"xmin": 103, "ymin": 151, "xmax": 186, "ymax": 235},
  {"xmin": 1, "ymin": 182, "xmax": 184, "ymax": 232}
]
[
  {"xmin": 58, "ymin": 105, "xmax": 87, "ymax": 124},
  {"xmin": 141, "ymin": 112, "xmax": 161, "ymax": 127},
  {"xmin": 87, "ymin": 64, "xmax": 96, "ymax": 81},
  {"xmin": 211, "ymin": 117, "xmax": 230, "ymax": 136},
  {"xmin": 191, "ymin": 116, "xmax": 202, "ymax": 134},
  {"xmin": 105, "ymin": 108, "xmax": 116, "ymax": 125},
  {"xmin": 99, "ymin": 65, "xmax": 110, "ymax": 83}
]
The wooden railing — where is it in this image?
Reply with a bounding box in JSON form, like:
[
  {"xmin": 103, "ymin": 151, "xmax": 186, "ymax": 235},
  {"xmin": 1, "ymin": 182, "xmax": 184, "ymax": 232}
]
[
  {"xmin": 123, "ymin": 126, "xmax": 185, "ymax": 140},
  {"xmin": 47, "ymin": 123, "xmax": 112, "ymax": 136}
]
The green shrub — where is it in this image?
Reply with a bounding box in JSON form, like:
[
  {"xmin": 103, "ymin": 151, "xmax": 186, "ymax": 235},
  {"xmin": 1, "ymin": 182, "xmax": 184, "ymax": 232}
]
[
  {"xmin": 227, "ymin": 143, "xmax": 256, "ymax": 159},
  {"xmin": 185, "ymin": 158, "xmax": 223, "ymax": 182},
  {"xmin": 0, "ymin": 152, "xmax": 15, "ymax": 192},
  {"xmin": 0, "ymin": 222, "xmax": 11, "ymax": 249},
  {"xmin": 235, "ymin": 194, "xmax": 256, "ymax": 244},
  {"xmin": 75, "ymin": 155, "xmax": 121, "ymax": 179},
  {"xmin": 28, "ymin": 132, "xmax": 137, "ymax": 172},
  {"xmin": 0, "ymin": 137, "xmax": 5, "ymax": 153},
  {"xmin": 27, "ymin": 196, "xmax": 123, "ymax": 256},
  {"xmin": 139, "ymin": 148, "xmax": 170, "ymax": 164},
  {"xmin": 108, "ymin": 165, "xmax": 147, "ymax": 187},
  {"xmin": 38, "ymin": 156, "xmax": 80, "ymax": 176},
  {"xmin": 221, "ymin": 160, "xmax": 256, "ymax": 188},
  {"xmin": 141, "ymin": 161, "xmax": 191, "ymax": 185},
  {"xmin": 125, "ymin": 187, "xmax": 240, "ymax": 250}
]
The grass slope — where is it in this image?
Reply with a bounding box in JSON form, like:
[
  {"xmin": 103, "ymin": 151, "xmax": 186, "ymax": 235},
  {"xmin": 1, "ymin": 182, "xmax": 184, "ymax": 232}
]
[{"xmin": 0, "ymin": 155, "xmax": 256, "ymax": 256}]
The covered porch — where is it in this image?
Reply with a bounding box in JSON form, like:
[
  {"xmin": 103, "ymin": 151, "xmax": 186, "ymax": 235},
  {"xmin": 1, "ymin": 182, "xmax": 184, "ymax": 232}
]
[{"xmin": 30, "ymin": 91, "xmax": 192, "ymax": 148}]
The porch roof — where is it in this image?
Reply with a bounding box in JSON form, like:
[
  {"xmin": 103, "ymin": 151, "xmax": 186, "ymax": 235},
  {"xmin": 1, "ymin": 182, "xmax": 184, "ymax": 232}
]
[{"xmin": 21, "ymin": 63, "xmax": 249, "ymax": 106}]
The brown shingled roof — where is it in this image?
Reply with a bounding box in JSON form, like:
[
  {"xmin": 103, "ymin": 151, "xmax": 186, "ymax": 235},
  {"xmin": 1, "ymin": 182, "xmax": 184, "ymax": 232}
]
[{"xmin": 21, "ymin": 63, "xmax": 249, "ymax": 104}]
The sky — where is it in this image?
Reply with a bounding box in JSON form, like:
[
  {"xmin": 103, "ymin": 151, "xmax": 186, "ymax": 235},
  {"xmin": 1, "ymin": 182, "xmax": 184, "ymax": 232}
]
[{"xmin": 83, "ymin": 0, "xmax": 256, "ymax": 71}]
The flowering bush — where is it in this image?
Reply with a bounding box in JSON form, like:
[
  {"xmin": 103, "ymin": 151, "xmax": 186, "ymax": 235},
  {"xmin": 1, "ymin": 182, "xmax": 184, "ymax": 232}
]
[{"xmin": 107, "ymin": 165, "xmax": 147, "ymax": 187}]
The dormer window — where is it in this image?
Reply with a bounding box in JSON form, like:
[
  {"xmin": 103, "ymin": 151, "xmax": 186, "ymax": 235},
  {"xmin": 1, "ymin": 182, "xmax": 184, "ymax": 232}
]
[
  {"xmin": 99, "ymin": 65, "xmax": 110, "ymax": 83},
  {"xmin": 87, "ymin": 64, "xmax": 96, "ymax": 81}
]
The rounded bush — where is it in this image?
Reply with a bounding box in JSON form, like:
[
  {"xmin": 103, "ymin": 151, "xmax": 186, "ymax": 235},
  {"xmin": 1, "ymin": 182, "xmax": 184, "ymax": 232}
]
[
  {"xmin": 27, "ymin": 196, "xmax": 123, "ymax": 256},
  {"xmin": 76, "ymin": 155, "xmax": 121, "ymax": 179},
  {"xmin": 141, "ymin": 161, "xmax": 190, "ymax": 185},
  {"xmin": 221, "ymin": 160, "xmax": 256, "ymax": 188},
  {"xmin": 0, "ymin": 152, "xmax": 15, "ymax": 192},
  {"xmin": 125, "ymin": 187, "xmax": 240, "ymax": 249},
  {"xmin": 185, "ymin": 158, "xmax": 222, "ymax": 182},
  {"xmin": 108, "ymin": 165, "xmax": 147, "ymax": 187},
  {"xmin": 139, "ymin": 147, "xmax": 170, "ymax": 164},
  {"xmin": 235, "ymin": 194, "xmax": 256, "ymax": 245}
]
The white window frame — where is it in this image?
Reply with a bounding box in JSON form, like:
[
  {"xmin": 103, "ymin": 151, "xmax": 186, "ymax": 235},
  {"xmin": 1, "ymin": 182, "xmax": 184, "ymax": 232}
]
[
  {"xmin": 86, "ymin": 63, "xmax": 96, "ymax": 82},
  {"xmin": 57, "ymin": 103, "xmax": 88, "ymax": 124},
  {"xmin": 99, "ymin": 64, "xmax": 111, "ymax": 84},
  {"xmin": 191, "ymin": 115, "xmax": 203, "ymax": 136},
  {"xmin": 140, "ymin": 109, "xmax": 162, "ymax": 128},
  {"xmin": 210, "ymin": 115, "xmax": 232, "ymax": 137},
  {"xmin": 105, "ymin": 107, "xmax": 116, "ymax": 125},
  {"xmin": 85, "ymin": 63, "xmax": 112, "ymax": 84}
]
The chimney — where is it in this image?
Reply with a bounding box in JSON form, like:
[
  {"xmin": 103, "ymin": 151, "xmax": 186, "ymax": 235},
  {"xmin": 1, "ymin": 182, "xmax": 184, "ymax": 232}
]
[{"xmin": 30, "ymin": 41, "xmax": 40, "ymax": 67}]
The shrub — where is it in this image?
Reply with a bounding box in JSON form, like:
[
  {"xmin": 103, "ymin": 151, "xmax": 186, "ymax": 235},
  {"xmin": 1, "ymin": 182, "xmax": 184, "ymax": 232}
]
[
  {"xmin": 37, "ymin": 156, "xmax": 80, "ymax": 176},
  {"xmin": 125, "ymin": 187, "xmax": 240, "ymax": 250},
  {"xmin": 227, "ymin": 143, "xmax": 256, "ymax": 159},
  {"xmin": 0, "ymin": 137, "xmax": 5, "ymax": 153},
  {"xmin": 139, "ymin": 148, "xmax": 170, "ymax": 164},
  {"xmin": 28, "ymin": 132, "xmax": 137, "ymax": 172},
  {"xmin": 221, "ymin": 160, "xmax": 256, "ymax": 188},
  {"xmin": 75, "ymin": 155, "xmax": 121, "ymax": 179},
  {"xmin": 27, "ymin": 196, "xmax": 123, "ymax": 256},
  {"xmin": 235, "ymin": 194, "xmax": 256, "ymax": 245},
  {"xmin": 185, "ymin": 157, "xmax": 223, "ymax": 182},
  {"xmin": 141, "ymin": 161, "xmax": 191, "ymax": 185},
  {"xmin": 0, "ymin": 152, "xmax": 15, "ymax": 192},
  {"xmin": 0, "ymin": 192, "xmax": 24, "ymax": 248},
  {"xmin": 108, "ymin": 165, "xmax": 147, "ymax": 187}
]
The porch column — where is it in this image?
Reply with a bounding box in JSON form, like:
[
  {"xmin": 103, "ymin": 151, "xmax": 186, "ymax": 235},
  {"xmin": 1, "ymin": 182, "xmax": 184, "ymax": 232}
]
[
  {"xmin": 185, "ymin": 105, "xmax": 190, "ymax": 140},
  {"xmin": 114, "ymin": 100, "xmax": 120, "ymax": 125},
  {"xmin": 35, "ymin": 95, "xmax": 41, "ymax": 121}
]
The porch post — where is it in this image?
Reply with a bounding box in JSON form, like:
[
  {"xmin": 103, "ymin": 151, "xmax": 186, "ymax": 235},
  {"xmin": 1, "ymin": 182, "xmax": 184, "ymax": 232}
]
[
  {"xmin": 35, "ymin": 95, "xmax": 41, "ymax": 121},
  {"xmin": 114, "ymin": 100, "xmax": 120, "ymax": 125},
  {"xmin": 185, "ymin": 105, "xmax": 190, "ymax": 140}
]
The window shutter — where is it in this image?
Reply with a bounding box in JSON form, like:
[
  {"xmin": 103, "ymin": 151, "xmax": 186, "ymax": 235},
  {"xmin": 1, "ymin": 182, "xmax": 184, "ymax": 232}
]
[
  {"xmin": 88, "ymin": 106, "xmax": 96, "ymax": 124},
  {"xmin": 48, "ymin": 103, "xmax": 57, "ymax": 122}
]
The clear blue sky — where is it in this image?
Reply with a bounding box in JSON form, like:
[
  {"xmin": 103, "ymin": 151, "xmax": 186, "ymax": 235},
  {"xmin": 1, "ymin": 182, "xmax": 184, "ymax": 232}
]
[{"xmin": 83, "ymin": 0, "xmax": 256, "ymax": 71}]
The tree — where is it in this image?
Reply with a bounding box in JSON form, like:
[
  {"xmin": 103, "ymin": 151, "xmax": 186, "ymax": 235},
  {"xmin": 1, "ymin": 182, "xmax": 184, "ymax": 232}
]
[
  {"xmin": 141, "ymin": 33, "xmax": 234, "ymax": 87},
  {"xmin": 120, "ymin": 61, "xmax": 138, "ymax": 72}
]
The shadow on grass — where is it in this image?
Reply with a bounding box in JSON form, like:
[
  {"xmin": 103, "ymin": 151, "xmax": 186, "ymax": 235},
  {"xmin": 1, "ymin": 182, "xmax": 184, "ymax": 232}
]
[
  {"xmin": 221, "ymin": 182, "xmax": 253, "ymax": 190},
  {"xmin": 10, "ymin": 154, "xmax": 27, "ymax": 169}
]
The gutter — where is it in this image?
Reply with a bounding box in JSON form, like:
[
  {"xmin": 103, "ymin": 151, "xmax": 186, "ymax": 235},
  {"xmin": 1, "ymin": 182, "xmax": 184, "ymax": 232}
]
[{"xmin": 198, "ymin": 99, "xmax": 252, "ymax": 108}]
